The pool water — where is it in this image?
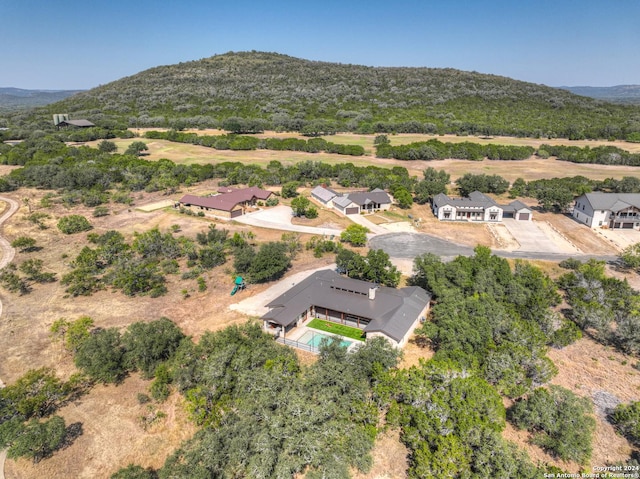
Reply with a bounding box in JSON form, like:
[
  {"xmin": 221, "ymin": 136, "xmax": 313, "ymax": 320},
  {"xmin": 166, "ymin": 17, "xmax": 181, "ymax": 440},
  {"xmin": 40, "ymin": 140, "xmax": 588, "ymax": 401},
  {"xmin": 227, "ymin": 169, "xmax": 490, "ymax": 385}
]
[{"xmin": 299, "ymin": 330, "xmax": 353, "ymax": 349}]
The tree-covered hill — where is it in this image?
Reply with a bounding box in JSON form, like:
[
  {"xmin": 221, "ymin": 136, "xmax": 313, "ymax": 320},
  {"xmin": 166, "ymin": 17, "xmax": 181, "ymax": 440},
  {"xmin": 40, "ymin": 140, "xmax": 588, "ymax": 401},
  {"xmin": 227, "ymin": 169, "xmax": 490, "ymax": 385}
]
[{"xmin": 10, "ymin": 51, "xmax": 640, "ymax": 139}]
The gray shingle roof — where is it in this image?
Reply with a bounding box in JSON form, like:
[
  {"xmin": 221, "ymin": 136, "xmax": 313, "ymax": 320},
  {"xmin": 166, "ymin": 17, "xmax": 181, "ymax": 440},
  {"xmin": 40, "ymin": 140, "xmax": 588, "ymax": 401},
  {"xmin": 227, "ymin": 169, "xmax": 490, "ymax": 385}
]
[
  {"xmin": 433, "ymin": 191, "xmax": 497, "ymax": 208},
  {"xmin": 262, "ymin": 269, "xmax": 431, "ymax": 343},
  {"xmin": 346, "ymin": 189, "xmax": 391, "ymax": 207},
  {"xmin": 581, "ymin": 193, "xmax": 640, "ymax": 212}
]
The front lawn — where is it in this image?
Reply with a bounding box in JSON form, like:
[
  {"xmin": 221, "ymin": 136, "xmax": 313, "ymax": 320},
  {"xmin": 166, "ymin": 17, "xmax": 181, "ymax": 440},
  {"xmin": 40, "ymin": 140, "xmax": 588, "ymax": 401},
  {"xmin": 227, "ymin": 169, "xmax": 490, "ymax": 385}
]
[{"xmin": 308, "ymin": 319, "xmax": 365, "ymax": 341}]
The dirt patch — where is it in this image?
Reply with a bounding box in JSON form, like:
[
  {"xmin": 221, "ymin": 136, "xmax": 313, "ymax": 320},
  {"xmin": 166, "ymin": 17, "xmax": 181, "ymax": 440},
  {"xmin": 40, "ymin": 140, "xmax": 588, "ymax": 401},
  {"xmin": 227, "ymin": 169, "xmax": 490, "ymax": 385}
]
[
  {"xmin": 136, "ymin": 199, "xmax": 175, "ymax": 212},
  {"xmin": 4, "ymin": 375, "xmax": 197, "ymax": 479},
  {"xmin": 538, "ymin": 211, "xmax": 618, "ymax": 255},
  {"xmin": 399, "ymin": 336, "xmax": 434, "ymax": 369},
  {"xmin": 352, "ymin": 427, "xmax": 408, "ymax": 479},
  {"xmin": 486, "ymin": 223, "xmax": 520, "ymax": 251},
  {"xmin": 545, "ymin": 337, "xmax": 640, "ymax": 468}
]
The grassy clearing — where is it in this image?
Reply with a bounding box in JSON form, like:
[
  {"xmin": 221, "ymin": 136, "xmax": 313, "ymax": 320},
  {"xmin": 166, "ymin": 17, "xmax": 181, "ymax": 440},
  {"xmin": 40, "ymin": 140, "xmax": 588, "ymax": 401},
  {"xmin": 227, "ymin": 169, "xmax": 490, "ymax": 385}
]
[{"xmin": 307, "ymin": 318, "xmax": 365, "ymax": 341}]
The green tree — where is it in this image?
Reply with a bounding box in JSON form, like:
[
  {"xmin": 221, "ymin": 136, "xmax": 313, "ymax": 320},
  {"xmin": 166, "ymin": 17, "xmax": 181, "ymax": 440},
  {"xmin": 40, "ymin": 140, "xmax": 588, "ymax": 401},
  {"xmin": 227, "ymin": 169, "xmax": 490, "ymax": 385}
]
[
  {"xmin": 508, "ymin": 386, "xmax": 595, "ymax": 464},
  {"xmin": 74, "ymin": 328, "xmax": 126, "ymax": 383},
  {"xmin": 57, "ymin": 215, "xmax": 92, "ymax": 234},
  {"xmin": 611, "ymin": 401, "xmax": 640, "ymax": 446},
  {"xmin": 50, "ymin": 316, "xmax": 94, "ymax": 353},
  {"xmin": 340, "ymin": 224, "xmax": 369, "ymax": 247},
  {"xmin": 394, "ymin": 187, "xmax": 413, "ymax": 209},
  {"xmin": 98, "ymin": 140, "xmax": 117, "ymax": 153},
  {"xmin": 248, "ymin": 242, "xmax": 291, "ymax": 283},
  {"xmin": 290, "ymin": 195, "xmax": 311, "ymax": 217},
  {"xmin": 10, "ymin": 236, "xmax": 37, "ymax": 252},
  {"xmin": 124, "ymin": 141, "xmax": 149, "ymax": 156},
  {"xmin": 7, "ymin": 415, "xmax": 68, "ymax": 463},
  {"xmin": 620, "ymin": 242, "xmax": 640, "ymax": 270},
  {"xmin": 122, "ymin": 318, "xmax": 185, "ymax": 378},
  {"xmin": 414, "ymin": 168, "xmax": 449, "ymax": 204},
  {"xmin": 281, "ymin": 181, "xmax": 299, "ymax": 198},
  {"xmin": 111, "ymin": 464, "xmax": 157, "ymax": 479}
]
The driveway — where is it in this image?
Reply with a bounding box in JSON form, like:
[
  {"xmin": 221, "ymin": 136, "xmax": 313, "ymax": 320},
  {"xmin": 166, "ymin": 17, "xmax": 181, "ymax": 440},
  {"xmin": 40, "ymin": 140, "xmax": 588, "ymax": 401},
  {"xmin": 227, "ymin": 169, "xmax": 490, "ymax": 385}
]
[
  {"xmin": 229, "ymin": 263, "xmax": 337, "ymax": 317},
  {"xmin": 344, "ymin": 213, "xmax": 389, "ymax": 235},
  {"xmin": 502, "ymin": 219, "xmax": 578, "ymax": 254},
  {"xmin": 369, "ymin": 232, "xmax": 617, "ymax": 263},
  {"xmin": 234, "ymin": 206, "xmax": 343, "ymax": 236}
]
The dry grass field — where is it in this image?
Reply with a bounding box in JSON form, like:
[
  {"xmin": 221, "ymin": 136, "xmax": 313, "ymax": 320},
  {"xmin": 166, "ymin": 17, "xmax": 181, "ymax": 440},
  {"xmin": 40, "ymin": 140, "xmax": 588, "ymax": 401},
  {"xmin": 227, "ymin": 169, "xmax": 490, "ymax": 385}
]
[
  {"xmin": 87, "ymin": 131, "xmax": 640, "ymax": 184},
  {"xmin": 4, "ymin": 131, "xmax": 640, "ymax": 477}
]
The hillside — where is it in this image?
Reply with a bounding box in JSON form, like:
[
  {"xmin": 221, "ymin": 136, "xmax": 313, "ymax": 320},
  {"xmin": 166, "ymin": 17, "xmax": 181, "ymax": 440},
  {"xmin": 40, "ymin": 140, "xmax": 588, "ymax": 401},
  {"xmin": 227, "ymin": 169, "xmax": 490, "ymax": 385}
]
[
  {"xmin": 0, "ymin": 87, "xmax": 84, "ymax": 110},
  {"xmin": 12, "ymin": 51, "xmax": 640, "ymax": 139},
  {"xmin": 561, "ymin": 85, "xmax": 640, "ymax": 104}
]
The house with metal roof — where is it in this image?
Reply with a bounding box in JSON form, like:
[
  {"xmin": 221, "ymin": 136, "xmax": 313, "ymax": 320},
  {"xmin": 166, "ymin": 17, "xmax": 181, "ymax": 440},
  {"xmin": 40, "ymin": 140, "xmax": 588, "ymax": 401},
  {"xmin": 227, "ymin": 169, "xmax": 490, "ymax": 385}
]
[
  {"xmin": 310, "ymin": 185, "xmax": 339, "ymax": 206},
  {"xmin": 179, "ymin": 187, "xmax": 273, "ymax": 219},
  {"xmin": 56, "ymin": 119, "xmax": 95, "ymax": 128},
  {"xmin": 261, "ymin": 269, "xmax": 431, "ymax": 348},
  {"xmin": 330, "ymin": 188, "xmax": 392, "ymax": 215},
  {"xmin": 573, "ymin": 193, "xmax": 640, "ymax": 229},
  {"xmin": 433, "ymin": 191, "xmax": 532, "ymax": 222}
]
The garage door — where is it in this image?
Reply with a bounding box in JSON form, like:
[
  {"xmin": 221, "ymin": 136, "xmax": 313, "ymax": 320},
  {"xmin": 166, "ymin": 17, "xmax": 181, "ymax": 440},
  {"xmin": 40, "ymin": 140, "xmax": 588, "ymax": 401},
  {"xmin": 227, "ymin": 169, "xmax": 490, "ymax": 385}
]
[
  {"xmin": 623, "ymin": 222, "xmax": 634, "ymax": 229},
  {"xmin": 230, "ymin": 209, "xmax": 243, "ymax": 218},
  {"xmin": 346, "ymin": 207, "xmax": 359, "ymax": 215},
  {"xmin": 518, "ymin": 213, "xmax": 530, "ymax": 221}
]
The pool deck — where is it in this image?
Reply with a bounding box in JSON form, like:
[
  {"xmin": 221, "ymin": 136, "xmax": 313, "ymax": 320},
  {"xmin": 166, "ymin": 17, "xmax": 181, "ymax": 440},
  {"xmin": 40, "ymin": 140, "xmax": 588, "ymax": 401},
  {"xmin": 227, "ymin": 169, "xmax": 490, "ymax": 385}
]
[{"xmin": 281, "ymin": 317, "xmax": 361, "ymax": 352}]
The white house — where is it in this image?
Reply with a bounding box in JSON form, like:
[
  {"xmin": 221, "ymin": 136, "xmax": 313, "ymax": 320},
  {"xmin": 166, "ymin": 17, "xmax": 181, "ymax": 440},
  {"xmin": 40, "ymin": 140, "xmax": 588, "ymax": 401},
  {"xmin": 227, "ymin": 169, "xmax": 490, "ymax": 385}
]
[
  {"xmin": 432, "ymin": 191, "xmax": 532, "ymax": 222},
  {"xmin": 573, "ymin": 193, "xmax": 640, "ymax": 229}
]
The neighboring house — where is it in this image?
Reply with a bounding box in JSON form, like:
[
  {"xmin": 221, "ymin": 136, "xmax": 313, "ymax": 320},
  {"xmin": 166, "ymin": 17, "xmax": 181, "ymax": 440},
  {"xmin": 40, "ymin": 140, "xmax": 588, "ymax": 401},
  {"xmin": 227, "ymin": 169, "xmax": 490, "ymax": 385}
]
[
  {"xmin": 432, "ymin": 191, "xmax": 532, "ymax": 222},
  {"xmin": 179, "ymin": 186, "xmax": 273, "ymax": 219},
  {"xmin": 56, "ymin": 119, "xmax": 95, "ymax": 128},
  {"xmin": 573, "ymin": 193, "xmax": 640, "ymax": 229},
  {"xmin": 330, "ymin": 188, "xmax": 392, "ymax": 215},
  {"xmin": 502, "ymin": 200, "xmax": 533, "ymax": 221},
  {"xmin": 332, "ymin": 195, "xmax": 361, "ymax": 215},
  {"xmin": 261, "ymin": 269, "xmax": 431, "ymax": 348},
  {"xmin": 310, "ymin": 185, "xmax": 338, "ymax": 207},
  {"xmin": 346, "ymin": 188, "xmax": 392, "ymax": 214}
]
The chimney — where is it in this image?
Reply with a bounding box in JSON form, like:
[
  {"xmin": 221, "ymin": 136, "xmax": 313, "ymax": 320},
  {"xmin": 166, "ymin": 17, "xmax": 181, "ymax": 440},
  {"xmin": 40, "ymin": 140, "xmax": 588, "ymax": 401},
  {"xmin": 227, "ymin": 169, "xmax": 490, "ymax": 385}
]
[{"xmin": 369, "ymin": 286, "xmax": 377, "ymax": 300}]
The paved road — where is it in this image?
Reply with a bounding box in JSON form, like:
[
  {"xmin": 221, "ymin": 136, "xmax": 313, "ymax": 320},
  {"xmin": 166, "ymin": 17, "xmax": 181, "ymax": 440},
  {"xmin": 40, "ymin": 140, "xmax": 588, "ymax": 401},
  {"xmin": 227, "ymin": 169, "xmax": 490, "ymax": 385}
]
[
  {"xmin": 0, "ymin": 196, "xmax": 19, "ymax": 479},
  {"xmin": 234, "ymin": 205, "xmax": 343, "ymax": 237},
  {"xmin": 369, "ymin": 232, "xmax": 618, "ymax": 263}
]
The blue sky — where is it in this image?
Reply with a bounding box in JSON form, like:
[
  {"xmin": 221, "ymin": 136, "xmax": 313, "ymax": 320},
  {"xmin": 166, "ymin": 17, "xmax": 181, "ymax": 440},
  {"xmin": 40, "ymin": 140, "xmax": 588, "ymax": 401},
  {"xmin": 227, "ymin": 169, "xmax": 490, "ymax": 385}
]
[{"xmin": 2, "ymin": 0, "xmax": 639, "ymax": 89}]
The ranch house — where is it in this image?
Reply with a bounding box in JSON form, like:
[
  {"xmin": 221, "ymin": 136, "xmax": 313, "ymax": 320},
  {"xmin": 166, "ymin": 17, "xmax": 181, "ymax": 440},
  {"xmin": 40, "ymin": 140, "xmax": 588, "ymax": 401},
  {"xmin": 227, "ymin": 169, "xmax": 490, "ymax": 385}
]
[
  {"xmin": 261, "ymin": 269, "xmax": 431, "ymax": 349},
  {"xmin": 573, "ymin": 193, "xmax": 640, "ymax": 229}
]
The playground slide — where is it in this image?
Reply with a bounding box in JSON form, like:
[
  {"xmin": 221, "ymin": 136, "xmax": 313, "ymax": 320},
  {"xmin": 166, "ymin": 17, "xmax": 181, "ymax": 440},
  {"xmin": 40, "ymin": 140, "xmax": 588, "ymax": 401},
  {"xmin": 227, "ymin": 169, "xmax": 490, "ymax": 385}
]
[{"xmin": 231, "ymin": 285, "xmax": 239, "ymax": 296}]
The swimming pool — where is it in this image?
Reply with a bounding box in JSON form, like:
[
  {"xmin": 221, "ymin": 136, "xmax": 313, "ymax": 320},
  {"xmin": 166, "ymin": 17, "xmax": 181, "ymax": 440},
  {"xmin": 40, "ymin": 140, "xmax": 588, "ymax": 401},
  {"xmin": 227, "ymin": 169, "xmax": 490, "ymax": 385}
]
[{"xmin": 298, "ymin": 330, "xmax": 353, "ymax": 349}]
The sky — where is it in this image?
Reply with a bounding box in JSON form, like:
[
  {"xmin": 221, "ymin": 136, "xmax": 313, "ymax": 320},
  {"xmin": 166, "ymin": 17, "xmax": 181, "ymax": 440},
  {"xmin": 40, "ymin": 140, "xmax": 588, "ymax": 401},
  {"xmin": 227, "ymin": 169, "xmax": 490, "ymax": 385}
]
[{"xmin": 2, "ymin": 0, "xmax": 639, "ymax": 90}]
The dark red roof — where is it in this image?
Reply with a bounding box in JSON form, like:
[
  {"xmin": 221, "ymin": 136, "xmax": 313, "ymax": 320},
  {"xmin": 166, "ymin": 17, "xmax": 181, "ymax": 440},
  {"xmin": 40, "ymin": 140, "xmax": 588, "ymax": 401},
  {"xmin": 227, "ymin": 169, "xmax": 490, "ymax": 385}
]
[{"xmin": 180, "ymin": 187, "xmax": 273, "ymax": 212}]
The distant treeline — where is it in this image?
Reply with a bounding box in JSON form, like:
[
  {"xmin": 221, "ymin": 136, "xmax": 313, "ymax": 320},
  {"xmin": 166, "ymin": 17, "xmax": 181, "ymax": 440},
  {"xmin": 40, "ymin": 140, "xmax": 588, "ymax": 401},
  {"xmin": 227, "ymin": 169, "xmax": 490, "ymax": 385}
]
[
  {"xmin": 375, "ymin": 138, "xmax": 535, "ymax": 161},
  {"xmin": 145, "ymin": 130, "xmax": 366, "ymax": 156},
  {"xmin": 538, "ymin": 144, "xmax": 640, "ymax": 166}
]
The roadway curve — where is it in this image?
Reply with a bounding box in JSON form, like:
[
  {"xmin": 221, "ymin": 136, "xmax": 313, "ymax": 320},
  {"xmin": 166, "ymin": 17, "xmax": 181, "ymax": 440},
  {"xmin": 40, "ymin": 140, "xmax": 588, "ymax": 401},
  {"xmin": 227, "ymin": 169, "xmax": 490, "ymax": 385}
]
[
  {"xmin": 0, "ymin": 196, "xmax": 19, "ymax": 479},
  {"xmin": 369, "ymin": 232, "xmax": 618, "ymax": 263}
]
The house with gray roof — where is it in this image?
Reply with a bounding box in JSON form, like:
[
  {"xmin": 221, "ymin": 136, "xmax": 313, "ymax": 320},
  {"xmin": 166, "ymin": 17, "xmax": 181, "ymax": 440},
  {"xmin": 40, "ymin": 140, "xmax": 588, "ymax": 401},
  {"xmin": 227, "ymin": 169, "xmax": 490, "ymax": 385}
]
[
  {"xmin": 573, "ymin": 193, "xmax": 640, "ymax": 229},
  {"xmin": 433, "ymin": 191, "xmax": 532, "ymax": 222},
  {"xmin": 331, "ymin": 188, "xmax": 392, "ymax": 215},
  {"xmin": 310, "ymin": 185, "xmax": 338, "ymax": 206},
  {"xmin": 261, "ymin": 269, "xmax": 431, "ymax": 348}
]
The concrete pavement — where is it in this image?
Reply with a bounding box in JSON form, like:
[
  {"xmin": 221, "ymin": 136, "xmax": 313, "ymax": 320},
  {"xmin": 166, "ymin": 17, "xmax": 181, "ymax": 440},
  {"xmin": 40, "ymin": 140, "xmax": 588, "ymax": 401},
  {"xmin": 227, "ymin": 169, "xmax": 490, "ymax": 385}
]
[{"xmin": 234, "ymin": 205, "xmax": 343, "ymax": 237}]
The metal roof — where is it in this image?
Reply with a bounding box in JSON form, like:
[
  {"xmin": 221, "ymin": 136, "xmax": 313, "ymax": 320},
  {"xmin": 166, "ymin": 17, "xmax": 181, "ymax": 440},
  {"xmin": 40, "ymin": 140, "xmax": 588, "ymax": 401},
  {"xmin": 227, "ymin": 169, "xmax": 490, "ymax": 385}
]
[
  {"xmin": 333, "ymin": 196, "xmax": 356, "ymax": 208},
  {"xmin": 311, "ymin": 185, "xmax": 338, "ymax": 203},
  {"xmin": 261, "ymin": 269, "xmax": 431, "ymax": 343},
  {"xmin": 58, "ymin": 119, "xmax": 95, "ymax": 127}
]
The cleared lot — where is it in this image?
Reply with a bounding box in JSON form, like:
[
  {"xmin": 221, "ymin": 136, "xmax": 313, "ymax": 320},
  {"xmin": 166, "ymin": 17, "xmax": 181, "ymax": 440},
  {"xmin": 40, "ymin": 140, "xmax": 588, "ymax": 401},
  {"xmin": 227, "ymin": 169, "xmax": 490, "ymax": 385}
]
[{"xmin": 502, "ymin": 219, "xmax": 579, "ymax": 254}]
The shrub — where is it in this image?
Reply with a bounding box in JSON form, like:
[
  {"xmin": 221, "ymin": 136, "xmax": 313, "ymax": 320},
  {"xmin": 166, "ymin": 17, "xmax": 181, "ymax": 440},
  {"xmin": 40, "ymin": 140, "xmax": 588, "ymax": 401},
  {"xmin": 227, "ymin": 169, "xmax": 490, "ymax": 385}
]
[
  {"xmin": 57, "ymin": 215, "xmax": 92, "ymax": 234},
  {"xmin": 611, "ymin": 401, "xmax": 640, "ymax": 446},
  {"xmin": 508, "ymin": 386, "xmax": 595, "ymax": 464},
  {"xmin": 93, "ymin": 206, "xmax": 109, "ymax": 217}
]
